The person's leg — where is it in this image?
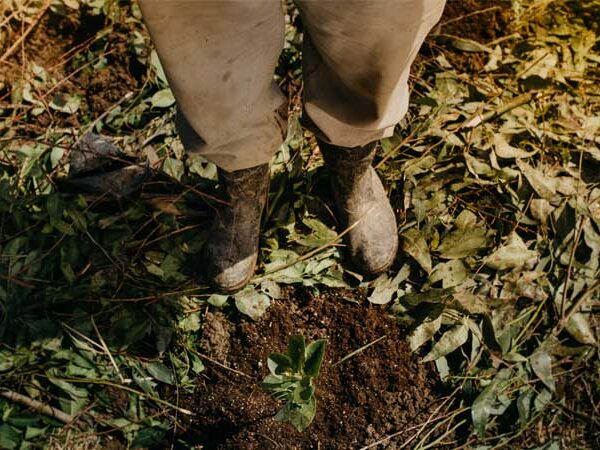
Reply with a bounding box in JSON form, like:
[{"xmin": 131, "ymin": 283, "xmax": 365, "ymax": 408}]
[
  {"xmin": 297, "ymin": 0, "xmax": 446, "ymax": 146},
  {"xmin": 139, "ymin": 0, "xmax": 286, "ymax": 291},
  {"xmin": 138, "ymin": 0, "xmax": 287, "ymax": 172},
  {"xmin": 297, "ymin": 0, "xmax": 446, "ymax": 275}
]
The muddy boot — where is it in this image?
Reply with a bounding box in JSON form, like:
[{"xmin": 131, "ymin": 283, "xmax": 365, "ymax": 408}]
[
  {"xmin": 319, "ymin": 141, "xmax": 398, "ymax": 276},
  {"xmin": 203, "ymin": 164, "xmax": 270, "ymax": 293}
]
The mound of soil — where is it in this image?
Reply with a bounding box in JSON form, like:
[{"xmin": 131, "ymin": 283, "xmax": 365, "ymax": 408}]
[
  {"xmin": 434, "ymin": 0, "xmax": 514, "ymax": 72},
  {"xmin": 176, "ymin": 289, "xmax": 443, "ymax": 449},
  {"xmin": 0, "ymin": 5, "xmax": 143, "ymax": 130}
]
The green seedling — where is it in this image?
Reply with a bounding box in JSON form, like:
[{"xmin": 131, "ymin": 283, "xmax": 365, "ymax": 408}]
[{"xmin": 260, "ymin": 335, "xmax": 327, "ymax": 432}]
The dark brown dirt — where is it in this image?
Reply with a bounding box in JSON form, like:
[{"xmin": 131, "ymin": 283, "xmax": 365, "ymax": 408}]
[
  {"xmin": 175, "ymin": 289, "xmax": 444, "ymax": 449},
  {"xmin": 431, "ymin": 0, "xmax": 514, "ymax": 72},
  {"xmin": 0, "ymin": 5, "xmax": 143, "ymax": 130},
  {"xmin": 441, "ymin": 0, "xmax": 513, "ymax": 43}
]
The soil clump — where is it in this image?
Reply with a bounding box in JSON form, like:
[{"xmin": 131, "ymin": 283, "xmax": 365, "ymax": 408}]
[{"xmin": 177, "ymin": 289, "xmax": 444, "ymax": 449}]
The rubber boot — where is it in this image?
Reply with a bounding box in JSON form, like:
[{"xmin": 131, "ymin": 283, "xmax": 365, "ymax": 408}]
[
  {"xmin": 203, "ymin": 164, "xmax": 270, "ymax": 293},
  {"xmin": 319, "ymin": 141, "xmax": 398, "ymax": 276}
]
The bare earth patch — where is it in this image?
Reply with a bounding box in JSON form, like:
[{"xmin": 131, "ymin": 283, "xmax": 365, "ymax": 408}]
[{"xmin": 172, "ymin": 289, "xmax": 443, "ymax": 449}]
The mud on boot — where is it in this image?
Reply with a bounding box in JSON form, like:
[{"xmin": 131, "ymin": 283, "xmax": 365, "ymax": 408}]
[
  {"xmin": 319, "ymin": 141, "xmax": 398, "ymax": 276},
  {"xmin": 203, "ymin": 164, "xmax": 270, "ymax": 293}
]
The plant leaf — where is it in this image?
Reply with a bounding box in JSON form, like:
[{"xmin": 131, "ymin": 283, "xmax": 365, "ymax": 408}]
[
  {"xmin": 423, "ymin": 321, "xmax": 469, "ymax": 362},
  {"xmin": 234, "ymin": 288, "xmax": 271, "ymax": 320},
  {"xmin": 275, "ymin": 395, "xmax": 317, "ymax": 432},
  {"xmin": 437, "ymin": 227, "xmax": 492, "ymax": 259},
  {"xmin": 268, "ymin": 353, "xmax": 292, "ymax": 376},
  {"xmin": 485, "ymin": 233, "xmax": 538, "ymax": 270},
  {"xmin": 530, "ymin": 350, "xmax": 555, "ymax": 392},
  {"xmin": 287, "ymin": 335, "xmax": 306, "ymax": 373},
  {"xmin": 409, "ymin": 315, "xmax": 443, "ymax": 351},
  {"xmin": 304, "ymin": 339, "xmax": 327, "ymax": 377},
  {"xmin": 402, "ymin": 228, "xmax": 432, "ymax": 273},
  {"xmin": 146, "ymin": 362, "xmax": 174, "ymax": 385},
  {"xmin": 151, "ymin": 88, "xmax": 175, "ymax": 108},
  {"xmin": 472, "ymin": 379, "xmax": 499, "ymax": 437},
  {"xmin": 566, "ymin": 312, "xmax": 596, "ymax": 345}
]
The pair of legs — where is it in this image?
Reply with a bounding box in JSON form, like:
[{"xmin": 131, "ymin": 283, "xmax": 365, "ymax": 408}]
[{"xmin": 139, "ymin": 0, "xmax": 446, "ymax": 291}]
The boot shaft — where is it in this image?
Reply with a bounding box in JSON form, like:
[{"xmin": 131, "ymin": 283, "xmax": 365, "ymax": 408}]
[
  {"xmin": 218, "ymin": 164, "xmax": 270, "ymax": 203},
  {"xmin": 319, "ymin": 141, "xmax": 377, "ymax": 182}
]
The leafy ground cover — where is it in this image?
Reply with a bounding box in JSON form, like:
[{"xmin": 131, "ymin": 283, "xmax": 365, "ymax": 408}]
[{"xmin": 0, "ymin": 0, "xmax": 599, "ymax": 448}]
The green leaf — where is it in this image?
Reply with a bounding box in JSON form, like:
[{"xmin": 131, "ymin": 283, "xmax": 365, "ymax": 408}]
[
  {"xmin": 234, "ymin": 288, "xmax": 271, "ymax": 320},
  {"xmin": 49, "ymin": 93, "xmax": 80, "ymax": 113},
  {"xmin": 297, "ymin": 385, "xmax": 314, "ymax": 403},
  {"xmin": 368, "ymin": 267, "xmax": 409, "ymax": 305},
  {"xmin": 304, "ymin": 339, "xmax": 326, "ymax": 377},
  {"xmin": 24, "ymin": 426, "xmax": 47, "ymax": 440},
  {"xmin": 47, "ymin": 377, "xmax": 88, "ymax": 399},
  {"xmin": 534, "ymin": 388, "xmax": 553, "ymax": 412},
  {"xmin": 409, "ymin": 315, "xmax": 443, "ymax": 351},
  {"xmin": 423, "ymin": 321, "xmax": 469, "ymax": 362},
  {"xmin": 429, "ymin": 260, "xmax": 468, "ymax": 288},
  {"xmin": 261, "ymin": 373, "xmax": 286, "ymax": 392},
  {"xmin": 150, "ymin": 50, "xmax": 169, "ymax": 85},
  {"xmin": 0, "ymin": 424, "xmax": 21, "ymax": 450},
  {"xmin": 484, "ymin": 233, "xmax": 538, "ymax": 270},
  {"xmin": 402, "ymin": 228, "xmax": 432, "ymax": 273},
  {"xmin": 471, "ymin": 379, "xmax": 499, "ymax": 437},
  {"xmin": 268, "ymin": 353, "xmax": 293, "ymax": 376},
  {"xmin": 146, "ymin": 362, "xmax": 174, "ymax": 385},
  {"xmin": 275, "ymin": 396, "xmax": 317, "ymax": 432},
  {"xmin": 132, "ymin": 427, "xmax": 167, "ymax": 449},
  {"xmin": 151, "ymin": 88, "xmax": 175, "ymax": 108},
  {"xmin": 287, "ymin": 335, "xmax": 306, "ymax": 373},
  {"xmin": 162, "ymin": 157, "xmax": 184, "ymax": 182},
  {"xmin": 517, "ymin": 388, "xmax": 535, "ymax": 426},
  {"xmin": 530, "ymin": 350, "xmax": 555, "ymax": 392},
  {"xmin": 208, "ymin": 294, "xmax": 229, "ymax": 307},
  {"xmin": 566, "ymin": 312, "xmax": 596, "ymax": 345},
  {"xmin": 437, "ymin": 227, "xmax": 492, "ymax": 259}
]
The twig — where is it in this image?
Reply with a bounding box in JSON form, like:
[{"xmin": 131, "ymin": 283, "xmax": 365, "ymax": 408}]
[
  {"xmin": 416, "ymin": 418, "xmax": 467, "ymax": 450},
  {"xmin": 398, "ymin": 392, "xmax": 463, "ymax": 450},
  {"xmin": 0, "ymin": 273, "xmax": 35, "ymax": 289},
  {"xmin": 358, "ymin": 392, "xmax": 463, "ymax": 450},
  {"xmin": 332, "ymin": 335, "xmax": 388, "ymax": 368},
  {"xmin": 189, "ymin": 348, "xmax": 253, "ymax": 379},
  {"xmin": 1, "ymin": 390, "xmax": 75, "ymax": 424},
  {"xmin": 0, "ymin": 1, "xmax": 50, "ymax": 63},
  {"xmin": 45, "ymin": 376, "xmax": 193, "ymax": 415},
  {"xmin": 460, "ymin": 92, "xmax": 536, "ymax": 129},
  {"xmin": 555, "ymin": 281, "xmax": 600, "ymax": 336},
  {"xmin": 560, "ymin": 217, "xmax": 587, "ymax": 320},
  {"xmin": 439, "ymin": 6, "xmax": 501, "ymax": 27},
  {"xmin": 0, "ymin": 1, "xmax": 30, "ymax": 30},
  {"xmin": 91, "ymin": 317, "xmax": 126, "ymax": 384},
  {"xmin": 61, "ymin": 322, "xmax": 104, "ymax": 353}
]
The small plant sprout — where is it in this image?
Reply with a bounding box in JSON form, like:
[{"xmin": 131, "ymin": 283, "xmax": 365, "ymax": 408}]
[{"xmin": 261, "ymin": 335, "xmax": 327, "ymax": 432}]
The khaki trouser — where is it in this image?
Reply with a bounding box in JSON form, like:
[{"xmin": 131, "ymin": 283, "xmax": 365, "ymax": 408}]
[{"xmin": 139, "ymin": 0, "xmax": 446, "ymax": 171}]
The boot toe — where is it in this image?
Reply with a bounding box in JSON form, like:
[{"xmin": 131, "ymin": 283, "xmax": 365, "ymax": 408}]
[
  {"xmin": 351, "ymin": 231, "xmax": 398, "ymax": 276},
  {"xmin": 346, "ymin": 179, "xmax": 399, "ymax": 276},
  {"xmin": 210, "ymin": 254, "xmax": 257, "ymax": 293}
]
